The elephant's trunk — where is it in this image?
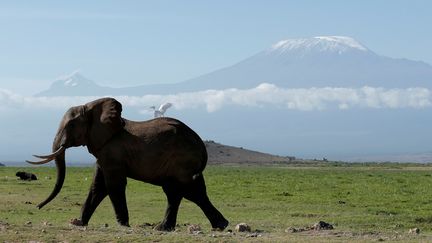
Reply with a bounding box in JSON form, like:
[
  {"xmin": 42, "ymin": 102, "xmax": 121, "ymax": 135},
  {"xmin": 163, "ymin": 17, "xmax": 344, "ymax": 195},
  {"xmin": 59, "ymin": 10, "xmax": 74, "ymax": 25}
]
[{"xmin": 36, "ymin": 134, "xmax": 67, "ymax": 209}]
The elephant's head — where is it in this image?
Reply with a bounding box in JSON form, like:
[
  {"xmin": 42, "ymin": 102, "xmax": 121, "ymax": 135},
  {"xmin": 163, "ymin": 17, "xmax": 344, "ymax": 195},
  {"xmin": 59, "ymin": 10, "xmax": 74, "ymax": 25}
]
[{"xmin": 27, "ymin": 98, "xmax": 124, "ymax": 209}]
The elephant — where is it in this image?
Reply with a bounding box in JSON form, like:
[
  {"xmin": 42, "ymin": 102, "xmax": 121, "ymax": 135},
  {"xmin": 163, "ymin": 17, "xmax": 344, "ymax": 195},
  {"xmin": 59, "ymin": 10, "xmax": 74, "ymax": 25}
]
[{"xmin": 27, "ymin": 97, "xmax": 228, "ymax": 231}]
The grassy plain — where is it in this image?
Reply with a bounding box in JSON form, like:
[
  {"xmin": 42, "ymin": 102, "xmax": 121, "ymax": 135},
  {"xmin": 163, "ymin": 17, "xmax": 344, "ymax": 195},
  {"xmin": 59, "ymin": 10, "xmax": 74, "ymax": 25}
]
[{"xmin": 2, "ymin": 163, "xmax": 432, "ymax": 242}]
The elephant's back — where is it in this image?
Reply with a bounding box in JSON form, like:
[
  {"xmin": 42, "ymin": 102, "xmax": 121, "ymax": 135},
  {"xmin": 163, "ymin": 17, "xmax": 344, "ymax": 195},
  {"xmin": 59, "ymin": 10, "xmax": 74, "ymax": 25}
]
[{"xmin": 123, "ymin": 118, "xmax": 208, "ymax": 183}]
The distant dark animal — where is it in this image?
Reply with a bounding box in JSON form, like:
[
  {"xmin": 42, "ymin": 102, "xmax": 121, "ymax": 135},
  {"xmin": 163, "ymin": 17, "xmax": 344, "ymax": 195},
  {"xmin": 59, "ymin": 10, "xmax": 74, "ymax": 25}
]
[
  {"xmin": 16, "ymin": 171, "xmax": 38, "ymax": 181},
  {"xmin": 26, "ymin": 97, "xmax": 228, "ymax": 231}
]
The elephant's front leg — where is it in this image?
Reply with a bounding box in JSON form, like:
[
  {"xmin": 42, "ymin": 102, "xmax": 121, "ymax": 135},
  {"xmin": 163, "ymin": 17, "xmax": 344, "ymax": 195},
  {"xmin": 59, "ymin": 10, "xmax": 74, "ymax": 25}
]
[
  {"xmin": 71, "ymin": 166, "xmax": 107, "ymax": 226},
  {"xmin": 104, "ymin": 169, "xmax": 130, "ymax": 227}
]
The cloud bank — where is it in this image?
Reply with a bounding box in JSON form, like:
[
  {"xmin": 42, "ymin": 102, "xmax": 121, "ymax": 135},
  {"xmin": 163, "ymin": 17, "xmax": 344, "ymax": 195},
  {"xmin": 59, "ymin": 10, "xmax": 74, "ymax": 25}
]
[{"xmin": 1, "ymin": 83, "xmax": 431, "ymax": 112}]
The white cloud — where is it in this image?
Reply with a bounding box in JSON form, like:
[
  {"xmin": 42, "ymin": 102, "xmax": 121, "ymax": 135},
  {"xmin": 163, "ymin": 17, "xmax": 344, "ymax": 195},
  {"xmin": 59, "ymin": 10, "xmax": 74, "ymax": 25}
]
[{"xmin": 1, "ymin": 84, "xmax": 431, "ymax": 112}]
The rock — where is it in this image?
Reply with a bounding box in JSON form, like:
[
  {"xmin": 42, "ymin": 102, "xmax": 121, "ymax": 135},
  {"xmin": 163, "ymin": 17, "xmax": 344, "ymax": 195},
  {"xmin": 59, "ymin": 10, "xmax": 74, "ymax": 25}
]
[
  {"xmin": 285, "ymin": 227, "xmax": 307, "ymax": 233},
  {"xmin": 139, "ymin": 222, "xmax": 154, "ymax": 228},
  {"xmin": 285, "ymin": 227, "xmax": 299, "ymax": 233},
  {"xmin": 25, "ymin": 221, "xmax": 32, "ymax": 226},
  {"xmin": 235, "ymin": 223, "xmax": 251, "ymax": 232},
  {"xmin": 70, "ymin": 218, "xmax": 84, "ymax": 226},
  {"xmin": 42, "ymin": 221, "xmax": 52, "ymax": 226},
  {"xmin": 312, "ymin": 221, "xmax": 334, "ymax": 230},
  {"xmin": 0, "ymin": 221, "xmax": 9, "ymax": 231},
  {"xmin": 246, "ymin": 232, "xmax": 261, "ymax": 238},
  {"xmin": 187, "ymin": 224, "xmax": 202, "ymax": 234},
  {"xmin": 409, "ymin": 228, "xmax": 420, "ymax": 234},
  {"xmin": 16, "ymin": 171, "xmax": 37, "ymax": 181}
]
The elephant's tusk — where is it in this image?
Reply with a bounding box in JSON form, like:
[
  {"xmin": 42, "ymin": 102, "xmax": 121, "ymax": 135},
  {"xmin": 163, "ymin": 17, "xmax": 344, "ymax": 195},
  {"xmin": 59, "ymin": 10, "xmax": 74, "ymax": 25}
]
[
  {"xmin": 26, "ymin": 157, "xmax": 54, "ymax": 165},
  {"xmin": 32, "ymin": 146, "xmax": 65, "ymax": 159},
  {"xmin": 26, "ymin": 146, "xmax": 65, "ymax": 165}
]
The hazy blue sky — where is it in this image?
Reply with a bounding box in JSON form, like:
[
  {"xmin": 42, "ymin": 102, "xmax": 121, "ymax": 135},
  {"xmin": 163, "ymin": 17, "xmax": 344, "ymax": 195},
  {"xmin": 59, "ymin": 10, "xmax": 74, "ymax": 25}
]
[{"xmin": 1, "ymin": 0, "xmax": 431, "ymax": 94}]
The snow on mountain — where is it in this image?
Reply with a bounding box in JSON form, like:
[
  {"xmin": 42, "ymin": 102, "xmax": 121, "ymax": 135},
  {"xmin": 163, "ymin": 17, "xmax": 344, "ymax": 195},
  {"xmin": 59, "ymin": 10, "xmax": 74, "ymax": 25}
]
[
  {"xmin": 36, "ymin": 71, "xmax": 114, "ymax": 96},
  {"xmin": 270, "ymin": 36, "xmax": 369, "ymax": 54},
  {"xmin": 53, "ymin": 71, "xmax": 97, "ymax": 87}
]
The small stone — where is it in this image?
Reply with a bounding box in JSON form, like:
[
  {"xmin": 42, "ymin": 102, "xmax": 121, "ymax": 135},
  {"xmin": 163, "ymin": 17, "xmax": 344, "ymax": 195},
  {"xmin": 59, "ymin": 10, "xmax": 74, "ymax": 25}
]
[
  {"xmin": 139, "ymin": 222, "xmax": 154, "ymax": 227},
  {"xmin": 312, "ymin": 221, "xmax": 333, "ymax": 230},
  {"xmin": 42, "ymin": 221, "xmax": 52, "ymax": 226},
  {"xmin": 285, "ymin": 227, "xmax": 298, "ymax": 233},
  {"xmin": 187, "ymin": 224, "xmax": 201, "ymax": 234},
  {"xmin": 409, "ymin": 228, "xmax": 420, "ymax": 234},
  {"xmin": 235, "ymin": 223, "xmax": 251, "ymax": 232},
  {"xmin": 25, "ymin": 221, "xmax": 32, "ymax": 226},
  {"xmin": 41, "ymin": 229, "xmax": 46, "ymax": 233},
  {"xmin": 246, "ymin": 233, "xmax": 259, "ymax": 238},
  {"xmin": 224, "ymin": 231, "xmax": 234, "ymax": 236}
]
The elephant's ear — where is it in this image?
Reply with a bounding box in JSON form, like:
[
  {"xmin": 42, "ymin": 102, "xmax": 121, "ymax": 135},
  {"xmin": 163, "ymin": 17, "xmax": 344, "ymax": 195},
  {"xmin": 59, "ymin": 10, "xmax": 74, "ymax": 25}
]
[{"xmin": 89, "ymin": 98, "xmax": 124, "ymax": 152}]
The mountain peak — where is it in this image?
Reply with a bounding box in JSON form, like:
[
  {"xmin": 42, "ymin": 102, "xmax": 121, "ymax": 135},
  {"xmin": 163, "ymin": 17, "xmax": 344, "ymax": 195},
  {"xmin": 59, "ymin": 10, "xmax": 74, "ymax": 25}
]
[
  {"xmin": 53, "ymin": 71, "xmax": 94, "ymax": 88},
  {"xmin": 270, "ymin": 36, "xmax": 369, "ymax": 54},
  {"xmin": 36, "ymin": 71, "xmax": 104, "ymax": 96}
]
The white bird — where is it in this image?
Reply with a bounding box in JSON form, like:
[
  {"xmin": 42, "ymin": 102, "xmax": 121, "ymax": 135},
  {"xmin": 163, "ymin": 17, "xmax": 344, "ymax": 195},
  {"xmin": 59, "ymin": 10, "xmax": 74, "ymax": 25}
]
[{"xmin": 150, "ymin": 102, "xmax": 173, "ymax": 118}]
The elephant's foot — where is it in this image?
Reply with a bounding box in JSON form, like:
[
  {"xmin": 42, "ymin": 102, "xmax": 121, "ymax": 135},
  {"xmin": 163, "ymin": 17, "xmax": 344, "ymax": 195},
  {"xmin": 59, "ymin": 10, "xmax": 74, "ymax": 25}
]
[
  {"xmin": 118, "ymin": 221, "xmax": 130, "ymax": 227},
  {"xmin": 70, "ymin": 218, "xmax": 87, "ymax": 226},
  {"xmin": 211, "ymin": 218, "xmax": 229, "ymax": 231},
  {"xmin": 154, "ymin": 222, "xmax": 175, "ymax": 232}
]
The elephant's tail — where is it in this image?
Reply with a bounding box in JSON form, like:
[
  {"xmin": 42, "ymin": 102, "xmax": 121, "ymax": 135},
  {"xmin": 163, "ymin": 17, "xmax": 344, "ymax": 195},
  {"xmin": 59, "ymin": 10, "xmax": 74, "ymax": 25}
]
[{"xmin": 191, "ymin": 148, "xmax": 206, "ymax": 181}]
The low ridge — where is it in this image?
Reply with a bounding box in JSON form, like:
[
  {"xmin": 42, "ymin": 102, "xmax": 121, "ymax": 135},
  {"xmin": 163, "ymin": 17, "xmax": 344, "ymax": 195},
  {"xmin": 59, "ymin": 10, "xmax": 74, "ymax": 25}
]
[{"xmin": 204, "ymin": 140, "xmax": 296, "ymax": 165}]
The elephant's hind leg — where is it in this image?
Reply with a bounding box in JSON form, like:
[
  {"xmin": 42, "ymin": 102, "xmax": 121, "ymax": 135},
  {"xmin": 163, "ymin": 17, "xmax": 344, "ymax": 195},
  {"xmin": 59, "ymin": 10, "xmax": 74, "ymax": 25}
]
[
  {"xmin": 183, "ymin": 174, "xmax": 229, "ymax": 230},
  {"xmin": 154, "ymin": 181, "xmax": 183, "ymax": 231},
  {"xmin": 73, "ymin": 166, "xmax": 108, "ymax": 226}
]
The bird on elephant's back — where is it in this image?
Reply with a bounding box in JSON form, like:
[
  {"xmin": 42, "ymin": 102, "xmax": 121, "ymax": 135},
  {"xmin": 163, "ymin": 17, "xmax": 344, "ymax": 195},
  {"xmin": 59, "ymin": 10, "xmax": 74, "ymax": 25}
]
[{"xmin": 27, "ymin": 97, "xmax": 228, "ymax": 231}]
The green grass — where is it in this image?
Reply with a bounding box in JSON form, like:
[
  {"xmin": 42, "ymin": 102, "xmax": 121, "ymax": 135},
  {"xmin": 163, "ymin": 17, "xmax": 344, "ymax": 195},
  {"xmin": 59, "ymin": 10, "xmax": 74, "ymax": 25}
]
[{"xmin": 2, "ymin": 164, "xmax": 432, "ymax": 242}]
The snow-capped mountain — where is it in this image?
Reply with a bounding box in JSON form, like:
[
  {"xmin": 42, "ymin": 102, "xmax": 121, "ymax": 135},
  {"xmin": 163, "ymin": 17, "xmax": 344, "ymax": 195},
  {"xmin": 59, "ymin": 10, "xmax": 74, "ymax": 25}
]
[
  {"xmin": 37, "ymin": 71, "xmax": 115, "ymax": 96},
  {"xmin": 179, "ymin": 36, "xmax": 432, "ymax": 90},
  {"xmin": 37, "ymin": 36, "xmax": 432, "ymax": 96}
]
